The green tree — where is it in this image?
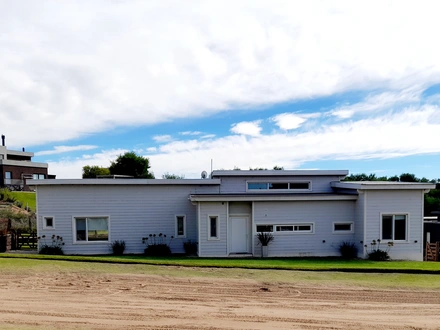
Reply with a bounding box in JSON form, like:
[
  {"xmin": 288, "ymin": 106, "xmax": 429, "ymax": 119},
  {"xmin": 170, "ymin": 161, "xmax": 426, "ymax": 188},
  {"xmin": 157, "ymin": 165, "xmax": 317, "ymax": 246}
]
[
  {"xmin": 162, "ymin": 172, "xmax": 185, "ymax": 179},
  {"xmin": 399, "ymin": 173, "xmax": 420, "ymax": 182},
  {"xmin": 109, "ymin": 151, "xmax": 154, "ymax": 178},
  {"xmin": 273, "ymin": 166, "xmax": 284, "ymax": 170},
  {"xmin": 82, "ymin": 165, "xmax": 110, "ymax": 178}
]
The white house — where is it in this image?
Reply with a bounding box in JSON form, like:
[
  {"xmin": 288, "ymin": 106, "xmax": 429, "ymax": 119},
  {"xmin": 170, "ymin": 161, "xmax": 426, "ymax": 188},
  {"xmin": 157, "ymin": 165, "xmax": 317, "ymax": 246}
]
[{"xmin": 30, "ymin": 170, "xmax": 435, "ymax": 260}]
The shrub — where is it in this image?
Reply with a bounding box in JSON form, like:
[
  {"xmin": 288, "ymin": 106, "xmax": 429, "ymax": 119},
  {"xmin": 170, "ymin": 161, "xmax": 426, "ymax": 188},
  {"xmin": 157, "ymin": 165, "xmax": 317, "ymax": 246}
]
[
  {"xmin": 142, "ymin": 233, "xmax": 173, "ymax": 256},
  {"xmin": 183, "ymin": 240, "xmax": 197, "ymax": 256},
  {"xmin": 338, "ymin": 241, "xmax": 358, "ymax": 259},
  {"xmin": 110, "ymin": 240, "xmax": 126, "ymax": 255},
  {"xmin": 38, "ymin": 235, "xmax": 64, "ymax": 255},
  {"xmin": 256, "ymin": 232, "xmax": 274, "ymax": 246},
  {"xmin": 365, "ymin": 239, "xmax": 393, "ymax": 261}
]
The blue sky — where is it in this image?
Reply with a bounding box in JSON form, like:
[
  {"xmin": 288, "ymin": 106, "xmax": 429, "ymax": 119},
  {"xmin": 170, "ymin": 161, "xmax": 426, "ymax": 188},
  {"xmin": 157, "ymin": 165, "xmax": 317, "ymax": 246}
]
[{"xmin": 1, "ymin": 1, "xmax": 440, "ymax": 179}]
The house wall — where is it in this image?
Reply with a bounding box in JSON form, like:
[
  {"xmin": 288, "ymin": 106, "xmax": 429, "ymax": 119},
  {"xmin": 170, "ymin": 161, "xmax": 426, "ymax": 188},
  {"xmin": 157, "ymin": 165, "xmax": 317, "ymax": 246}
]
[
  {"xmin": 198, "ymin": 202, "xmax": 228, "ymax": 257},
  {"xmin": 36, "ymin": 184, "xmax": 218, "ymax": 255},
  {"xmin": 353, "ymin": 192, "xmax": 366, "ymax": 257},
  {"xmin": 218, "ymin": 175, "xmax": 343, "ymax": 193},
  {"xmin": 364, "ymin": 190, "xmax": 424, "ymax": 261},
  {"xmin": 253, "ymin": 200, "xmax": 356, "ymax": 257}
]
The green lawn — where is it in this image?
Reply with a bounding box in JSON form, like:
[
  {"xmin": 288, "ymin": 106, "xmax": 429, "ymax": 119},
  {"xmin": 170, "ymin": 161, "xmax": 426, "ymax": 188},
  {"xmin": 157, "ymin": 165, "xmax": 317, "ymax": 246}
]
[
  {"xmin": 0, "ymin": 257, "xmax": 439, "ymax": 290},
  {"xmin": 2, "ymin": 253, "xmax": 440, "ymax": 274},
  {"xmin": 8, "ymin": 191, "xmax": 36, "ymax": 211}
]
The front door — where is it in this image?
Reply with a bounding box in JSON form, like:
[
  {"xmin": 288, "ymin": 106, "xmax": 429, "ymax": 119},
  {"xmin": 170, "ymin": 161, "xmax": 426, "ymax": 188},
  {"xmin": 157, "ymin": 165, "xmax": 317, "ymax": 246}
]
[{"xmin": 230, "ymin": 217, "xmax": 249, "ymax": 253}]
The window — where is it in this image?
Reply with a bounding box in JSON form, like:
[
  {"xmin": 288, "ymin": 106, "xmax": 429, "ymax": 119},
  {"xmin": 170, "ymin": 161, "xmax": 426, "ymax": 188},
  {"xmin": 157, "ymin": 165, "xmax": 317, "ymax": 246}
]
[
  {"xmin": 175, "ymin": 215, "xmax": 186, "ymax": 237},
  {"xmin": 43, "ymin": 217, "xmax": 55, "ymax": 229},
  {"xmin": 74, "ymin": 217, "xmax": 109, "ymax": 242},
  {"xmin": 256, "ymin": 225, "xmax": 273, "ymax": 232},
  {"xmin": 208, "ymin": 216, "xmax": 219, "ymax": 240},
  {"xmin": 4, "ymin": 171, "xmax": 11, "ymax": 185},
  {"xmin": 247, "ymin": 181, "xmax": 310, "ymax": 191},
  {"xmin": 276, "ymin": 225, "xmax": 294, "ymax": 232},
  {"xmin": 382, "ymin": 214, "xmax": 407, "ymax": 241},
  {"xmin": 333, "ymin": 222, "xmax": 353, "ymax": 233},
  {"xmin": 33, "ymin": 174, "xmax": 45, "ymax": 180},
  {"xmin": 293, "ymin": 224, "xmax": 313, "ymax": 232}
]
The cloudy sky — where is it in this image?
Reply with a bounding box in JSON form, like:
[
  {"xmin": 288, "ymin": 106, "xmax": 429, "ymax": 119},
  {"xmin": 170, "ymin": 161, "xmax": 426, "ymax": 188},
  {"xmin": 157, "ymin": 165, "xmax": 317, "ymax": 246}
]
[{"xmin": 2, "ymin": 0, "xmax": 440, "ymax": 179}]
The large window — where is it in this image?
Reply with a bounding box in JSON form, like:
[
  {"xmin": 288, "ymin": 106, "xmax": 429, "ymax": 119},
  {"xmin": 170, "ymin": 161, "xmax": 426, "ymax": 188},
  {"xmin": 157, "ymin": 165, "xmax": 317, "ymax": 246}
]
[
  {"xmin": 74, "ymin": 217, "xmax": 109, "ymax": 242},
  {"xmin": 247, "ymin": 181, "xmax": 311, "ymax": 191},
  {"xmin": 33, "ymin": 174, "xmax": 45, "ymax": 180},
  {"xmin": 381, "ymin": 214, "xmax": 407, "ymax": 241},
  {"xmin": 175, "ymin": 215, "xmax": 186, "ymax": 238},
  {"xmin": 208, "ymin": 215, "xmax": 219, "ymax": 240},
  {"xmin": 4, "ymin": 171, "xmax": 11, "ymax": 185}
]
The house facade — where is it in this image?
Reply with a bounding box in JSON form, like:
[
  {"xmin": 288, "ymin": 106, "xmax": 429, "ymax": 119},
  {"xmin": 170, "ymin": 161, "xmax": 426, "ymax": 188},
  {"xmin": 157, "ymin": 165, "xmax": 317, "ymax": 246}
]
[
  {"xmin": 0, "ymin": 135, "xmax": 52, "ymax": 191},
  {"xmin": 31, "ymin": 170, "xmax": 435, "ymax": 260}
]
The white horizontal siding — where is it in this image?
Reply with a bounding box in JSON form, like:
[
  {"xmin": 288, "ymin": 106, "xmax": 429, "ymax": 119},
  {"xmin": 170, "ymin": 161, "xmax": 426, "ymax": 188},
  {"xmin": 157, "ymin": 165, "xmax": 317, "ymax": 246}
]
[
  {"xmin": 353, "ymin": 192, "xmax": 365, "ymax": 257},
  {"xmin": 364, "ymin": 190, "xmax": 424, "ymax": 261},
  {"xmin": 253, "ymin": 201, "xmax": 356, "ymax": 257},
  {"xmin": 198, "ymin": 202, "xmax": 228, "ymax": 257},
  {"xmin": 36, "ymin": 184, "xmax": 218, "ymax": 255},
  {"xmin": 229, "ymin": 202, "xmax": 251, "ymax": 215}
]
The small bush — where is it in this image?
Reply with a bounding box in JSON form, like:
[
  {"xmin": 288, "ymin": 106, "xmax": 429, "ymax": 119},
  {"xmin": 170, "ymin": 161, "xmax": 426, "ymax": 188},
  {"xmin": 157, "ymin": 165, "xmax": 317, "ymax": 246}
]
[
  {"xmin": 142, "ymin": 233, "xmax": 173, "ymax": 257},
  {"xmin": 38, "ymin": 235, "xmax": 64, "ymax": 255},
  {"xmin": 365, "ymin": 239, "xmax": 393, "ymax": 261},
  {"xmin": 256, "ymin": 232, "xmax": 274, "ymax": 246},
  {"xmin": 110, "ymin": 240, "xmax": 126, "ymax": 255},
  {"xmin": 338, "ymin": 241, "xmax": 358, "ymax": 259},
  {"xmin": 183, "ymin": 240, "xmax": 197, "ymax": 256}
]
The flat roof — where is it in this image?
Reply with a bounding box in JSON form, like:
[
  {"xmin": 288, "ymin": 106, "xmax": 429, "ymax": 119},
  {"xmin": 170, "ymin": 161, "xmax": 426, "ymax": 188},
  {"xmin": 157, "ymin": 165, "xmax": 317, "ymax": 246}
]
[
  {"xmin": 331, "ymin": 181, "xmax": 436, "ymax": 190},
  {"xmin": 190, "ymin": 193, "xmax": 358, "ymax": 202},
  {"xmin": 211, "ymin": 170, "xmax": 349, "ymax": 177},
  {"xmin": 28, "ymin": 178, "xmax": 221, "ymax": 186}
]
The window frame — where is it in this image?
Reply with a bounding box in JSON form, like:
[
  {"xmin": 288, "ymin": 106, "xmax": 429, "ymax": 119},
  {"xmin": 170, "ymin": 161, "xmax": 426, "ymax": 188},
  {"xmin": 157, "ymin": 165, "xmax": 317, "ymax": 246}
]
[
  {"xmin": 332, "ymin": 222, "xmax": 354, "ymax": 234},
  {"xmin": 246, "ymin": 180, "xmax": 311, "ymax": 192},
  {"xmin": 257, "ymin": 223, "xmax": 314, "ymax": 234},
  {"xmin": 175, "ymin": 214, "xmax": 186, "ymax": 238},
  {"xmin": 380, "ymin": 213, "xmax": 408, "ymax": 242},
  {"xmin": 43, "ymin": 216, "xmax": 55, "ymax": 230},
  {"xmin": 207, "ymin": 215, "xmax": 220, "ymax": 240},
  {"xmin": 72, "ymin": 216, "xmax": 110, "ymax": 244},
  {"xmin": 256, "ymin": 225, "xmax": 274, "ymax": 232}
]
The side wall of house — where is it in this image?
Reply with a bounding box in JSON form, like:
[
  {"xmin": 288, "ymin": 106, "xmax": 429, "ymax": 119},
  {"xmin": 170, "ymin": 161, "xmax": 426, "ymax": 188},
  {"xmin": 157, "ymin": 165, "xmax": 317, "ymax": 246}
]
[
  {"xmin": 364, "ymin": 190, "xmax": 424, "ymax": 261},
  {"xmin": 353, "ymin": 192, "xmax": 366, "ymax": 257},
  {"xmin": 36, "ymin": 184, "xmax": 218, "ymax": 255},
  {"xmin": 218, "ymin": 175, "xmax": 343, "ymax": 193},
  {"xmin": 198, "ymin": 202, "xmax": 228, "ymax": 257},
  {"xmin": 253, "ymin": 200, "xmax": 356, "ymax": 257}
]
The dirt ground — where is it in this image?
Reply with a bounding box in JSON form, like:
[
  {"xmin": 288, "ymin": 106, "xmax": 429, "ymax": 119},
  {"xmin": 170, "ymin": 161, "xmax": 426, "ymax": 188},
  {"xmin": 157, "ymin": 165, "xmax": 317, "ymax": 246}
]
[{"xmin": 0, "ymin": 269, "xmax": 440, "ymax": 329}]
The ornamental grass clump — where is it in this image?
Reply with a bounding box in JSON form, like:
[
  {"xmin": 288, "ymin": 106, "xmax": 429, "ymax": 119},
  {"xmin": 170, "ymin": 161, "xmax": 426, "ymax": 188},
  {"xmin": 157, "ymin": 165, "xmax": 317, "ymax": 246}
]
[
  {"xmin": 256, "ymin": 232, "xmax": 274, "ymax": 246},
  {"xmin": 110, "ymin": 240, "xmax": 126, "ymax": 255},
  {"xmin": 38, "ymin": 234, "xmax": 64, "ymax": 255},
  {"xmin": 338, "ymin": 241, "xmax": 358, "ymax": 259},
  {"xmin": 142, "ymin": 233, "xmax": 173, "ymax": 256},
  {"xmin": 365, "ymin": 239, "xmax": 393, "ymax": 261}
]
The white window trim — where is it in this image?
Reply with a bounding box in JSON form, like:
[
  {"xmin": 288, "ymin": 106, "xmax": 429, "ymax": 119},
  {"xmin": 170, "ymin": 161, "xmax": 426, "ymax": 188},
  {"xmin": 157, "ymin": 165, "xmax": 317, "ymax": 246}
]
[
  {"xmin": 72, "ymin": 216, "xmax": 110, "ymax": 244},
  {"xmin": 175, "ymin": 214, "xmax": 186, "ymax": 238},
  {"xmin": 207, "ymin": 215, "xmax": 220, "ymax": 240},
  {"xmin": 332, "ymin": 222, "xmax": 354, "ymax": 234},
  {"xmin": 272, "ymin": 223, "xmax": 315, "ymax": 234},
  {"xmin": 379, "ymin": 212, "xmax": 409, "ymax": 242},
  {"xmin": 42, "ymin": 216, "xmax": 55, "ymax": 230},
  {"xmin": 246, "ymin": 180, "xmax": 312, "ymax": 192}
]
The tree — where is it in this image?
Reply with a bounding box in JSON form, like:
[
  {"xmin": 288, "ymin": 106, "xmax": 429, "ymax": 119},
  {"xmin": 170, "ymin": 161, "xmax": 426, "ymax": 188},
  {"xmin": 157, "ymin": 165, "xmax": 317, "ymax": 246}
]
[
  {"xmin": 273, "ymin": 166, "xmax": 284, "ymax": 170},
  {"xmin": 162, "ymin": 173, "xmax": 185, "ymax": 179},
  {"xmin": 109, "ymin": 151, "xmax": 154, "ymax": 178},
  {"xmin": 399, "ymin": 173, "xmax": 420, "ymax": 182},
  {"xmin": 82, "ymin": 165, "xmax": 110, "ymax": 178}
]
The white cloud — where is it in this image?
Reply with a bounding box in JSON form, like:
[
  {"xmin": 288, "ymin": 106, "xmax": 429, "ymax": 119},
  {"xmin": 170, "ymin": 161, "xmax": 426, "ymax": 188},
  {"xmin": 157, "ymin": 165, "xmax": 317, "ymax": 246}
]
[
  {"xmin": 2, "ymin": 1, "xmax": 440, "ymax": 147},
  {"xmin": 153, "ymin": 135, "xmax": 173, "ymax": 143},
  {"xmin": 179, "ymin": 131, "xmax": 202, "ymax": 136},
  {"xmin": 146, "ymin": 147, "xmax": 157, "ymax": 153},
  {"xmin": 35, "ymin": 145, "xmax": 97, "ymax": 156},
  {"xmin": 230, "ymin": 120, "xmax": 262, "ymax": 136},
  {"xmin": 201, "ymin": 134, "xmax": 216, "ymax": 139},
  {"xmin": 272, "ymin": 113, "xmax": 319, "ymax": 130}
]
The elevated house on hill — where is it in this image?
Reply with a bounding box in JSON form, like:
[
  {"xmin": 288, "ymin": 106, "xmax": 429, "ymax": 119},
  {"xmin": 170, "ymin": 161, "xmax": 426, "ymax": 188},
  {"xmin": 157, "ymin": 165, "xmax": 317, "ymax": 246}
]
[
  {"xmin": 30, "ymin": 169, "xmax": 435, "ymax": 260},
  {"xmin": 0, "ymin": 135, "xmax": 54, "ymax": 191}
]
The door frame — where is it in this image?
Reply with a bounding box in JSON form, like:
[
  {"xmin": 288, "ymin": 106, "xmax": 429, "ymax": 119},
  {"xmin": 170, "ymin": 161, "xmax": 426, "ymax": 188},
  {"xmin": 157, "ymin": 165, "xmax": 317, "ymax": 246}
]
[{"xmin": 228, "ymin": 214, "xmax": 251, "ymax": 254}]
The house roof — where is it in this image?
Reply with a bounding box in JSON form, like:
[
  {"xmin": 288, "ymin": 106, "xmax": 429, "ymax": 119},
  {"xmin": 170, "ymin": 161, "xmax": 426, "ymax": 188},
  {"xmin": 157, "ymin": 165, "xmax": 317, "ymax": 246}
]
[
  {"xmin": 28, "ymin": 178, "xmax": 221, "ymax": 186},
  {"xmin": 190, "ymin": 193, "xmax": 358, "ymax": 202},
  {"xmin": 211, "ymin": 170, "xmax": 349, "ymax": 177},
  {"xmin": 331, "ymin": 181, "xmax": 436, "ymax": 190}
]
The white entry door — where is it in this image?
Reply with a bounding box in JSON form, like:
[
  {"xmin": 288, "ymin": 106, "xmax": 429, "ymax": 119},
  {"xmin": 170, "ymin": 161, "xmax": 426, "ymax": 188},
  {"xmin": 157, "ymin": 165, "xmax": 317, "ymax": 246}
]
[{"xmin": 230, "ymin": 217, "xmax": 249, "ymax": 253}]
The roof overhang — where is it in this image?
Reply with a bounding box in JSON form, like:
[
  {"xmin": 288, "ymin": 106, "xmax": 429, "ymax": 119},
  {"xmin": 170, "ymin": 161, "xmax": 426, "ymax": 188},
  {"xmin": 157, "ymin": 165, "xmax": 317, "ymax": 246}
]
[
  {"xmin": 211, "ymin": 170, "xmax": 349, "ymax": 177},
  {"xmin": 190, "ymin": 193, "xmax": 358, "ymax": 202},
  {"xmin": 331, "ymin": 181, "xmax": 436, "ymax": 190},
  {"xmin": 28, "ymin": 178, "xmax": 221, "ymax": 186},
  {"xmin": 0, "ymin": 159, "xmax": 48, "ymax": 168}
]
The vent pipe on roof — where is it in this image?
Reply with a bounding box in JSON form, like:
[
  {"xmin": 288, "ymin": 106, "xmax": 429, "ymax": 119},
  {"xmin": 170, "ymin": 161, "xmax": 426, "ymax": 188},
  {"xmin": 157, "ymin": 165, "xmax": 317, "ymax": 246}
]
[{"xmin": 1, "ymin": 135, "xmax": 4, "ymax": 147}]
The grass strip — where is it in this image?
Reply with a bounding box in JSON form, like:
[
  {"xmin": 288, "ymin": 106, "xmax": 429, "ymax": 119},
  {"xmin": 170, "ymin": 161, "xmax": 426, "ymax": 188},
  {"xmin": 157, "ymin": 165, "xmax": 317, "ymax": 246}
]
[{"xmin": 1, "ymin": 253, "xmax": 440, "ymax": 274}]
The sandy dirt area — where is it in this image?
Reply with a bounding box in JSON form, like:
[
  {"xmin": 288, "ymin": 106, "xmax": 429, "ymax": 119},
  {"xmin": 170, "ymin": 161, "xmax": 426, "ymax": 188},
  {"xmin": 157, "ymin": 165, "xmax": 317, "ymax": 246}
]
[{"xmin": 0, "ymin": 269, "xmax": 439, "ymax": 329}]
